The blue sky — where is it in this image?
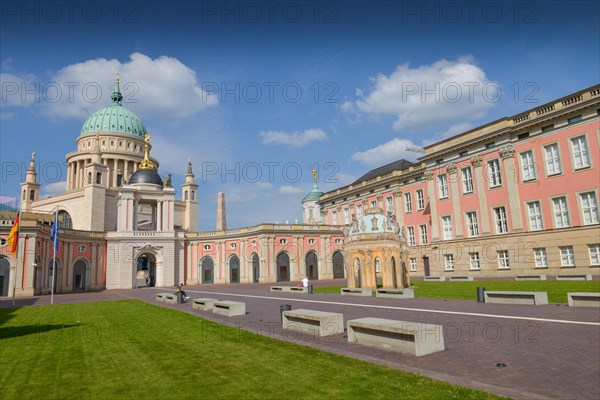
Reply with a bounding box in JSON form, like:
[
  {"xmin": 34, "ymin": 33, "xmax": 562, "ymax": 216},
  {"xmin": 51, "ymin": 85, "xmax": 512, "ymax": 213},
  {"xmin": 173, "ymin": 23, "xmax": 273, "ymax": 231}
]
[{"xmin": 1, "ymin": 0, "xmax": 599, "ymax": 230}]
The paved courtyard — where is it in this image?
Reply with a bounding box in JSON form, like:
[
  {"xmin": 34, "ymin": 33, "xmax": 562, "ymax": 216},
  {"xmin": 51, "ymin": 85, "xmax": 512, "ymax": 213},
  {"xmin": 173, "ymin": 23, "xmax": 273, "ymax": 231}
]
[{"xmin": 2, "ymin": 280, "xmax": 599, "ymax": 400}]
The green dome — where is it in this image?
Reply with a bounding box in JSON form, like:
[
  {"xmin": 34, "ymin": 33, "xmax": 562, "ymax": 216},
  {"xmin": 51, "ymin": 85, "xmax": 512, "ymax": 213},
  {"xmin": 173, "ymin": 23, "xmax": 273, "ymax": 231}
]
[
  {"xmin": 302, "ymin": 183, "xmax": 323, "ymax": 203},
  {"xmin": 79, "ymin": 78, "xmax": 147, "ymax": 137}
]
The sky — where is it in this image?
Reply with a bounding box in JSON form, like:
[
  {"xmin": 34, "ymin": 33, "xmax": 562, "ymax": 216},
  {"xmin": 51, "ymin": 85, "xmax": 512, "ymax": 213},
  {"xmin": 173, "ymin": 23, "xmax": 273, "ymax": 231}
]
[{"xmin": 1, "ymin": 0, "xmax": 599, "ymax": 230}]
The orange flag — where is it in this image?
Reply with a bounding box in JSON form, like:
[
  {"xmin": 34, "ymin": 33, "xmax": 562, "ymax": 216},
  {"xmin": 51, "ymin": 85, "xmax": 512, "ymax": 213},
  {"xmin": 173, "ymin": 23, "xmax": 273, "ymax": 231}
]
[{"xmin": 7, "ymin": 213, "xmax": 20, "ymax": 255}]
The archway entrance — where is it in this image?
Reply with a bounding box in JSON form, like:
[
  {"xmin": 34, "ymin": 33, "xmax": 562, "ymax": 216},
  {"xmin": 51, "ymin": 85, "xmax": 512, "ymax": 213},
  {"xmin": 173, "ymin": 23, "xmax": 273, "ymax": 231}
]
[
  {"xmin": 252, "ymin": 253, "xmax": 260, "ymax": 283},
  {"xmin": 276, "ymin": 252, "xmax": 290, "ymax": 282},
  {"xmin": 0, "ymin": 257, "xmax": 10, "ymax": 297},
  {"xmin": 136, "ymin": 254, "xmax": 156, "ymax": 287},
  {"xmin": 73, "ymin": 260, "xmax": 86, "ymax": 291},
  {"xmin": 305, "ymin": 252, "xmax": 318, "ymax": 280},
  {"xmin": 332, "ymin": 251, "xmax": 344, "ymax": 279},
  {"xmin": 229, "ymin": 255, "xmax": 240, "ymax": 283},
  {"xmin": 201, "ymin": 257, "xmax": 214, "ymax": 284}
]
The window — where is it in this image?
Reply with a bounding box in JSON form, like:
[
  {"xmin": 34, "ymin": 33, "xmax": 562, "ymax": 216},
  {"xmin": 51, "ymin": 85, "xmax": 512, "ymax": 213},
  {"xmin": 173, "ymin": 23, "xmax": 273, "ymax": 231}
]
[
  {"xmin": 279, "ymin": 238, "xmax": 288, "ymax": 244},
  {"xmin": 344, "ymin": 208, "xmax": 350, "ymax": 224},
  {"xmin": 203, "ymin": 245, "xmax": 211, "ymax": 251},
  {"xmin": 437, "ymin": 174, "xmax": 449, "ymax": 199},
  {"xmin": 442, "ymin": 216, "xmax": 453, "ymax": 240},
  {"xmin": 544, "ymin": 143, "xmax": 562, "ymax": 175},
  {"xmin": 419, "ymin": 224, "xmax": 428, "ymax": 245},
  {"xmin": 370, "ymin": 200, "xmax": 376, "ymax": 208},
  {"xmin": 527, "ymin": 201, "xmax": 543, "ymax": 231},
  {"xmin": 560, "ymin": 246, "xmax": 575, "ymax": 267},
  {"xmin": 386, "ymin": 197, "xmax": 394, "ymax": 213},
  {"xmin": 416, "ymin": 189, "xmax": 425, "ymax": 210},
  {"xmin": 571, "ymin": 136, "xmax": 590, "ymax": 169},
  {"xmin": 552, "ymin": 197, "xmax": 570, "ymax": 228},
  {"xmin": 308, "ymin": 238, "xmax": 316, "ymax": 245},
  {"xmin": 444, "ymin": 254, "xmax": 454, "ymax": 270},
  {"xmin": 533, "ymin": 248, "xmax": 547, "ymax": 268},
  {"xmin": 520, "ymin": 151, "xmax": 536, "ymax": 181},
  {"xmin": 404, "ymin": 193, "xmax": 412, "ymax": 213},
  {"xmin": 407, "ymin": 227, "xmax": 416, "ymax": 246},
  {"xmin": 466, "ymin": 211, "xmax": 479, "ymax": 237},
  {"xmin": 493, "ymin": 206, "xmax": 508, "ymax": 234},
  {"xmin": 469, "ymin": 252, "xmax": 480, "ymax": 270},
  {"xmin": 497, "ymin": 250, "xmax": 510, "ymax": 269},
  {"xmin": 335, "ymin": 238, "xmax": 342, "ymax": 244},
  {"xmin": 409, "ymin": 258, "xmax": 417, "ymax": 272},
  {"xmin": 487, "ymin": 159, "xmax": 502, "ymax": 188},
  {"xmin": 580, "ymin": 192, "xmax": 599, "ymax": 225},
  {"xmin": 589, "ymin": 244, "xmax": 600, "ymax": 265},
  {"xmin": 356, "ymin": 204, "xmax": 362, "ymax": 218},
  {"xmin": 461, "ymin": 167, "xmax": 473, "ymax": 193},
  {"xmin": 332, "ymin": 211, "xmax": 337, "ymax": 225},
  {"xmin": 230, "ymin": 243, "xmax": 237, "ymax": 249}
]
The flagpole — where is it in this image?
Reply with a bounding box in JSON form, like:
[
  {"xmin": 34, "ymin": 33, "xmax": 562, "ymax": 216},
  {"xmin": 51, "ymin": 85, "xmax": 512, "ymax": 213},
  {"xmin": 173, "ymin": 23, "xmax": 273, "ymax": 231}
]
[
  {"xmin": 50, "ymin": 206, "xmax": 58, "ymax": 305},
  {"xmin": 11, "ymin": 202, "xmax": 22, "ymax": 307}
]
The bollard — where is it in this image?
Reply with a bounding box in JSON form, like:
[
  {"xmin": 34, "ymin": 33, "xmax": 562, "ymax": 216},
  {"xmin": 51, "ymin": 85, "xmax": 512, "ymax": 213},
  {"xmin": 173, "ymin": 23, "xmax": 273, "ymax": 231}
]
[
  {"xmin": 477, "ymin": 287, "xmax": 486, "ymax": 303},
  {"xmin": 308, "ymin": 284, "xmax": 314, "ymax": 294},
  {"xmin": 176, "ymin": 292, "xmax": 184, "ymax": 304},
  {"xmin": 280, "ymin": 304, "xmax": 292, "ymax": 324}
]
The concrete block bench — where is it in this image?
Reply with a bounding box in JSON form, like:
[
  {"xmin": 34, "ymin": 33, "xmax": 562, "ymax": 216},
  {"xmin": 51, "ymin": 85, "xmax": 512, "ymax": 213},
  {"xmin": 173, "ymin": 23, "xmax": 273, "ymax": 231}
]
[
  {"xmin": 212, "ymin": 300, "xmax": 246, "ymax": 317},
  {"xmin": 556, "ymin": 274, "xmax": 592, "ymax": 281},
  {"xmin": 424, "ymin": 276, "xmax": 445, "ymax": 281},
  {"xmin": 484, "ymin": 291, "xmax": 548, "ymax": 305},
  {"xmin": 192, "ymin": 298, "xmax": 218, "ymax": 311},
  {"xmin": 155, "ymin": 293, "xmax": 170, "ymax": 302},
  {"xmin": 347, "ymin": 317, "xmax": 444, "ymax": 356},
  {"xmin": 282, "ymin": 309, "xmax": 344, "ymax": 337},
  {"xmin": 340, "ymin": 288, "xmax": 372, "ymax": 296},
  {"xmin": 270, "ymin": 286, "xmax": 308, "ymax": 293},
  {"xmin": 376, "ymin": 287, "xmax": 414, "ymax": 299},
  {"xmin": 516, "ymin": 275, "xmax": 546, "ymax": 281},
  {"xmin": 567, "ymin": 292, "xmax": 600, "ymax": 308},
  {"xmin": 449, "ymin": 276, "xmax": 473, "ymax": 282},
  {"xmin": 164, "ymin": 293, "xmax": 179, "ymax": 304}
]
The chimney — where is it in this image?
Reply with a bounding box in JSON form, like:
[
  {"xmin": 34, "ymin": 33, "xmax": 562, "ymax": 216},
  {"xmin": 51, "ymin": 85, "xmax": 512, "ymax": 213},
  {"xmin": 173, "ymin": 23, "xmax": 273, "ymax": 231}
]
[{"xmin": 216, "ymin": 192, "xmax": 227, "ymax": 231}]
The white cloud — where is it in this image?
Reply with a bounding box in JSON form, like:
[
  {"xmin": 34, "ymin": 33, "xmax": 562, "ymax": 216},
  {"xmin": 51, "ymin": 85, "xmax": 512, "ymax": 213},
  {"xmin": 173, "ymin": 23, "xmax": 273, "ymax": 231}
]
[
  {"xmin": 255, "ymin": 182, "xmax": 273, "ymax": 189},
  {"xmin": 259, "ymin": 128, "xmax": 327, "ymax": 148},
  {"xmin": 0, "ymin": 72, "xmax": 38, "ymax": 107},
  {"xmin": 279, "ymin": 185, "xmax": 305, "ymax": 195},
  {"xmin": 346, "ymin": 57, "xmax": 495, "ymax": 131},
  {"xmin": 351, "ymin": 138, "xmax": 420, "ymax": 166},
  {"xmin": 40, "ymin": 53, "xmax": 217, "ymax": 120},
  {"xmin": 42, "ymin": 181, "xmax": 66, "ymax": 197}
]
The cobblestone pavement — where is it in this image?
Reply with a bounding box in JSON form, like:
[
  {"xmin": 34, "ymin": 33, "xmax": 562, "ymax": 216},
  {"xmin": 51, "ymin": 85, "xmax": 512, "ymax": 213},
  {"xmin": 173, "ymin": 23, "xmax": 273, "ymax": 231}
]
[{"xmin": 3, "ymin": 280, "xmax": 599, "ymax": 400}]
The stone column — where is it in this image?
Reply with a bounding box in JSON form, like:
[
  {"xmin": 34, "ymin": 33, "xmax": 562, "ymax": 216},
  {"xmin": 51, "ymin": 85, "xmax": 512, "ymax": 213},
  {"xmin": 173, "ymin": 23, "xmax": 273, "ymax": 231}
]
[
  {"xmin": 500, "ymin": 145, "xmax": 524, "ymax": 232},
  {"xmin": 471, "ymin": 156, "xmax": 491, "ymax": 235},
  {"xmin": 393, "ymin": 189, "xmax": 403, "ymax": 226},
  {"xmin": 157, "ymin": 200, "xmax": 163, "ymax": 232},
  {"xmin": 447, "ymin": 163, "xmax": 463, "ymax": 238},
  {"xmin": 425, "ymin": 171, "xmax": 439, "ymax": 241}
]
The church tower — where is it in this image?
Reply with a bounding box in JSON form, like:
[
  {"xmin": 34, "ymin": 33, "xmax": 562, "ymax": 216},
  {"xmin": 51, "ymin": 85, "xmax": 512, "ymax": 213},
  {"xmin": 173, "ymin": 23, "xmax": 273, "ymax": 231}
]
[
  {"xmin": 302, "ymin": 169, "xmax": 323, "ymax": 224},
  {"xmin": 181, "ymin": 158, "xmax": 199, "ymax": 231},
  {"xmin": 20, "ymin": 152, "xmax": 40, "ymax": 212}
]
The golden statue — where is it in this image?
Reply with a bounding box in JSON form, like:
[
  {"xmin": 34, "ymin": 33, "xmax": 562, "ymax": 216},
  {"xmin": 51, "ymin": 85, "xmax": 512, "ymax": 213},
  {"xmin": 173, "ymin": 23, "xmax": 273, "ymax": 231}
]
[
  {"xmin": 139, "ymin": 133, "xmax": 155, "ymax": 170},
  {"xmin": 312, "ymin": 169, "xmax": 317, "ymax": 183}
]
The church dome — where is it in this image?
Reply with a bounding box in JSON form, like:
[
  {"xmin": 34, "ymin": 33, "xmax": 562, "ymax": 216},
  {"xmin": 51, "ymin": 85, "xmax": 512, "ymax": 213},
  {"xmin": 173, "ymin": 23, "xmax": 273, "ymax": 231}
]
[
  {"xmin": 79, "ymin": 75, "xmax": 147, "ymax": 138},
  {"xmin": 128, "ymin": 168, "xmax": 163, "ymax": 187},
  {"xmin": 302, "ymin": 183, "xmax": 323, "ymax": 203}
]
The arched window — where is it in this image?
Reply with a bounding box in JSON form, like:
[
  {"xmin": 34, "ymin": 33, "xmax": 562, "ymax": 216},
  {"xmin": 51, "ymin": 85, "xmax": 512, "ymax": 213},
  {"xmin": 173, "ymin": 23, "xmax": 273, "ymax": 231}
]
[
  {"xmin": 22, "ymin": 190, "xmax": 26, "ymax": 200},
  {"xmin": 96, "ymin": 172, "xmax": 102, "ymax": 184},
  {"xmin": 57, "ymin": 210, "xmax": 72, "ymax": 229},
  {"xmin": 29, "ymin": 190, "xmax": 35, "ymax": 201},
  {"xmin": 191, "ymin": 191, "xmax": 195, "ymax": 201},
  {"xmin": 185, "ymin": 191, "xmax": 188, "ymax": 200}
]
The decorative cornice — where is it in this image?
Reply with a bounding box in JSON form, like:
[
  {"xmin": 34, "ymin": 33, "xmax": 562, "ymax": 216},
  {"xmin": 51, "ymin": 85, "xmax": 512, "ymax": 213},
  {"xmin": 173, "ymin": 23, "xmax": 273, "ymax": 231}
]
[
  {"xmin": 499, "ymin": 145, "xmax": 515, "ymax": 159},
  {"xmin": 424, "ymin": 171, "xmax": 434, "ymax": 181},
  {"xmin": 470, "ymin": 156, "xmax": 482, "ymax": 167},
  {"xmin": 392, "ymin": 189, "xmax": 402, "ymax": 197},
  {"xmin": 446, "ymin": 162, "xmax": 457, "ymax": 174},
  {"xmin": 376, "ymin": 194, "xmax": 383, "ymax": 201}
]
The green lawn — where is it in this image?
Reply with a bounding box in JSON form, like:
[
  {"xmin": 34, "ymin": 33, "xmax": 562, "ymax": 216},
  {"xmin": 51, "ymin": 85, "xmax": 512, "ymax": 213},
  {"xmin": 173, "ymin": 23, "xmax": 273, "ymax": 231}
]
[
  {"xmin": 0, "ymin": 300, "xmax": 506, "ymax": 400},
  {"xmin": 314, "ymin": 281, "xmax": 600, "ymax": 303}
]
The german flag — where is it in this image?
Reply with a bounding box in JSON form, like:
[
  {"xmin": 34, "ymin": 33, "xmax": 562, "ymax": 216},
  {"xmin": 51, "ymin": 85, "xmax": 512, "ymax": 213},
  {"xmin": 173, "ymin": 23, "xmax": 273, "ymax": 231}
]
[{"xmin": 7, "ymin": 212, "xmax": 19, "ymax": 255}]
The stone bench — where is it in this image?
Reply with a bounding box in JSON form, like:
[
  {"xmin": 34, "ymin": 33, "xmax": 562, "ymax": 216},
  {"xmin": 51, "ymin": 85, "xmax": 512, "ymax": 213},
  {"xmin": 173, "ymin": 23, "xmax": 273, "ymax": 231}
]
[
  {"xmin": 212, "ymin": 300, "xmax": 246, "ymax": 317},
  {"xmin": 192, "ymin": 298, "xmax": 218, "ymax": 311},
  {"xmin": 424, "ymin": 276, "xmax": 445, "ymax": 281},
  {"xmin": 155, "ymin": 293, "xmax": 170, "ymax": 302},
  {"xmin": 164, "ymin": 293, "xmax": 179, "ymax": 304},
  {"xmin": 516, "ymin": 275, "xmax": 546, "ymax": 281},
  {"xmin": 347, "ymin": 317, "xmax": 445, "ymax": 357},
  {"xmin": 484, "ymin": 291, "xmax": 548, "ymax": 305},
  {"xmin": 270, "ymin": 286, "xmax": 309, "ymax": 293},
  {"xmin": 567, "ymin": 292, "xmax": 600, "ymax": 308},
  {"xmin": 556, "ymin": 274, "xmax": 592, "ymax": 281},
  {"xmin": 375, "ymin": 287, "xmax": 414, "ymax": 299},
  {"xmin": 449, "ymin": 276, "xmax": 473, "ymax": 282},
  {"xmin": 282, "ymin": 309, "xmax": 344, "ymax": 337},
  {"xmin": 340, "ymin": 288, "xmax": 372, "ymax": 296}
]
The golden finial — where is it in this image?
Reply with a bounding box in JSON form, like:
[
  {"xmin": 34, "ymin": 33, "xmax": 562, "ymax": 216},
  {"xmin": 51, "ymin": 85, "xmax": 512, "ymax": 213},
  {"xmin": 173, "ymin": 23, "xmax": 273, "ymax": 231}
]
[
  {"xmin": 116, "ymin": 72, "xmax": 120, "ymax": 85},
  {"xmin": 139, "ymin": 133, "xmax": 155, "ymax": 170},
  {"xmin": 312, "ymin": 169, "xmax": 317, "ymax": 184}
]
